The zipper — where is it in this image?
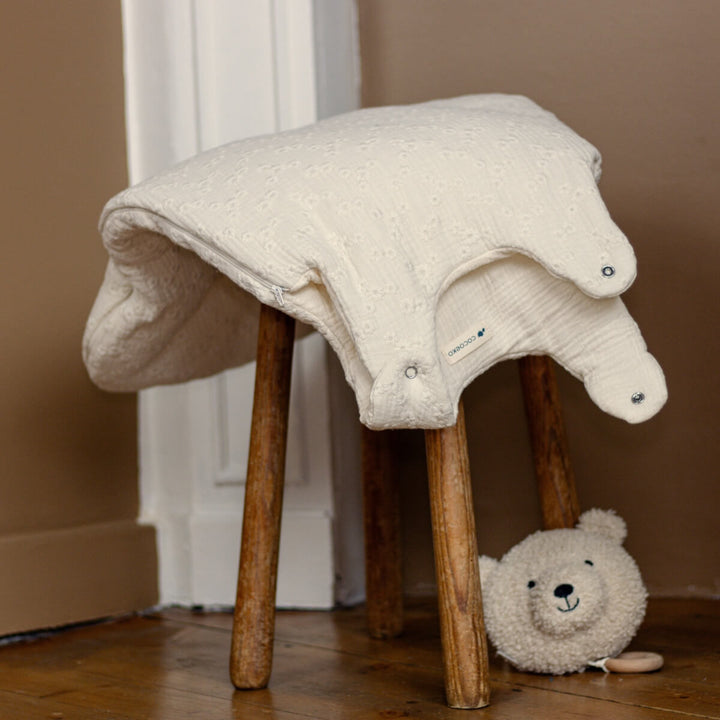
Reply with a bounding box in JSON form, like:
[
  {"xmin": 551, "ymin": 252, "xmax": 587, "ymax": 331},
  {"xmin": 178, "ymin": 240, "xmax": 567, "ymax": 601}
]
[{"xmin": 271, "ymin": 285, "xmax": 286, "ymax": 306}]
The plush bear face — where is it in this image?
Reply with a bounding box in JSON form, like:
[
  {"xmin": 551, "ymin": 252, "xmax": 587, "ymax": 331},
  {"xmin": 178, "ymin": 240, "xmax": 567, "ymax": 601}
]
[{"xmin": 479, "ymin": 509, "xmax": 647, "ymax": 674}]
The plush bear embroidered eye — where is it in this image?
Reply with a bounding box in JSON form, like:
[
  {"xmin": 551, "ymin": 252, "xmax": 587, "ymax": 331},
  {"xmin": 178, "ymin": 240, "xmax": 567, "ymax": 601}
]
[
  {"xmin": 585, "ymin": 560, "xmax": 594, "ymax": 566},
  {"xmin": 528, "ymin": 580, "xmax": 536, "ymax": 589}
]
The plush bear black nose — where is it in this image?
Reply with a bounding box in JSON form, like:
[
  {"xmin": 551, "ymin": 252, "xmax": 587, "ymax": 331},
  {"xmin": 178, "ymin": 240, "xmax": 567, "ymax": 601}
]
[{"xmin": 554, "ymin": 583, "xmax": 574, "ymax": 599}]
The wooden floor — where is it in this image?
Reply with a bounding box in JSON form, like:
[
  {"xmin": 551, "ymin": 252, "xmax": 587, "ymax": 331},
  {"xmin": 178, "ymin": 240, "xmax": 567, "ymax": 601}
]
[{"xmin": 0, "ymin": 598, "xmax": 717, "ymax": 719}]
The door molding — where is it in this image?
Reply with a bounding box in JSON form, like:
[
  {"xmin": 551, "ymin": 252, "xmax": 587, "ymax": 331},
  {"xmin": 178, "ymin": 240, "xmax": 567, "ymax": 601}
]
[{"xmin": 121, "ymin": 0, "xmax": 359, "ymax": 608}]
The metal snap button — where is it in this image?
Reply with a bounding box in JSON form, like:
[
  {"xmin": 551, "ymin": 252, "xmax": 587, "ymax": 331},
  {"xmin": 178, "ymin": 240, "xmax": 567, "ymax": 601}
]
[
  {"xmin": 405, "ymin": 366, "xmax": 418, "ymax": 379},
  {"xmin": 601, "ymin": 265, "xmax": 616, "ymax": 278},
  {"xmin": 631, "ymin": 392, "xmax": 645, "ymax": 404}
]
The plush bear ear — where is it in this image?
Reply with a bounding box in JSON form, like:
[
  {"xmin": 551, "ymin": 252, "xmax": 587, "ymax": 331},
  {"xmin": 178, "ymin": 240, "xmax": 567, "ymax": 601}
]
[
  {"xmin": 576, "ymin": 508, "xmax": 627, "ymax": 544},
  {"xmin": 478, "ymin": 555, "xmax": 499, "ymax": 587}
]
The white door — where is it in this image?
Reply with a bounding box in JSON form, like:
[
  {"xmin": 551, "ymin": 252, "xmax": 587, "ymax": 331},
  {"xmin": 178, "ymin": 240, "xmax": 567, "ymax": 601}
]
[{"xmin": 122, "ymin": 0, "xmax": 360, "ymax": 608}]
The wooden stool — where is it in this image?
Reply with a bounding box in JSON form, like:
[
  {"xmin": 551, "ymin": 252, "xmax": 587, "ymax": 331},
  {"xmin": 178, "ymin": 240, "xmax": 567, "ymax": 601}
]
[{"xmin": 229, "ymin": 303, "xmax": 579, "ymax": 709}]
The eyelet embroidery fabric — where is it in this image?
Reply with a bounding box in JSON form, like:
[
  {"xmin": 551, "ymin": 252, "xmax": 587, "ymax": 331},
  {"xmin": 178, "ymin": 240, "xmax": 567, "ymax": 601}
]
[{"xmin": 83, "ymin": 94, "xmax": 666, "ymax": 429}]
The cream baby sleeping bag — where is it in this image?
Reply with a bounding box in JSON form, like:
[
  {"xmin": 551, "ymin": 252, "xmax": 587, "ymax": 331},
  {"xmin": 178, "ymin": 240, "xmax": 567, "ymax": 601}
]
[{"xmin": 83, "ymin": 94, "xmax": 666, "ymax": 429}]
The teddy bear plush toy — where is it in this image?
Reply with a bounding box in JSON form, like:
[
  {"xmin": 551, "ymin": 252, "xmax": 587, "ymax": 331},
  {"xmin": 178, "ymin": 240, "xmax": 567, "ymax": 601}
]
[{"xmin": 479, "ymin": 508, "xmax": 661, "ymax": 674}]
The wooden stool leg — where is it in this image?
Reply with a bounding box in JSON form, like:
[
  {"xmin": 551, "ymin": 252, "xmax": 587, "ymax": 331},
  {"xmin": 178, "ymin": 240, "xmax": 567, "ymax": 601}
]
[
  {"xmin": 230, "ymin": 304, "xmax": 295, "ymax": 689},
  {"xmin": 362, "ymin": 426, "xmax": 403, "ymax": 639},
  {"xmin": 518, "ymin": 355, "xmax": 580, "ymax": 529},
  {"xmin": 425, "ymin": 400, "xmax": 490, "ymax": 709}
]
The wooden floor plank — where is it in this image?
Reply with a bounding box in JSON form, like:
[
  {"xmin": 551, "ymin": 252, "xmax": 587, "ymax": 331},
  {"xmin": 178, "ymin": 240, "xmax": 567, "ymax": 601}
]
[
  {"xmin": 0, "ymin": 665, "xmax": 114, "ymax": 701},
  {"xmin": 0, "ymin": 599, "xmax": 716, "ymax": 719},
  {"xmin": 0, "ymin": 687, "xmax": 136, "ymax": 720},
  {"xmin": 42, "ymin": 683, "xmax": 309, "ymax": 720}
]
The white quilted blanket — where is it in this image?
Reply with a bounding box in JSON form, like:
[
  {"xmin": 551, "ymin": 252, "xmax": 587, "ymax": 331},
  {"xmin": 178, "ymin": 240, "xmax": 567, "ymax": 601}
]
[{"xmin": 83, "ymin": 94, "xmax": 666, "ymax": 429}]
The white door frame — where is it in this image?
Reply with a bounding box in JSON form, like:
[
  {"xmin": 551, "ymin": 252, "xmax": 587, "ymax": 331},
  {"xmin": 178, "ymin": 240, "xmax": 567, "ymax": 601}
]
[{"xmin": 121, "ymin": 0, "xmax": 360, "ymax": 608}]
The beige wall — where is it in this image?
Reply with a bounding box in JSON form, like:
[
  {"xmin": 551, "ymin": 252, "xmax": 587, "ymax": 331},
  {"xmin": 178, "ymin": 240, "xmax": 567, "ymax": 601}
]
[
  {"xmin": 358, "ymin": 0, "xmax": 720, "ymax": 597},
  {"xmin": 0, "ymin": 1, "xmax": 156, "ymax": 634}
]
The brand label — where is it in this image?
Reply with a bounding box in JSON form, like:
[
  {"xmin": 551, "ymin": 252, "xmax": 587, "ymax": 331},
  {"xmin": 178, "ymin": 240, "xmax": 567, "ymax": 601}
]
[{"xmin": 442, "ymin": 326, "xmax": 487, "ymax": 365}]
